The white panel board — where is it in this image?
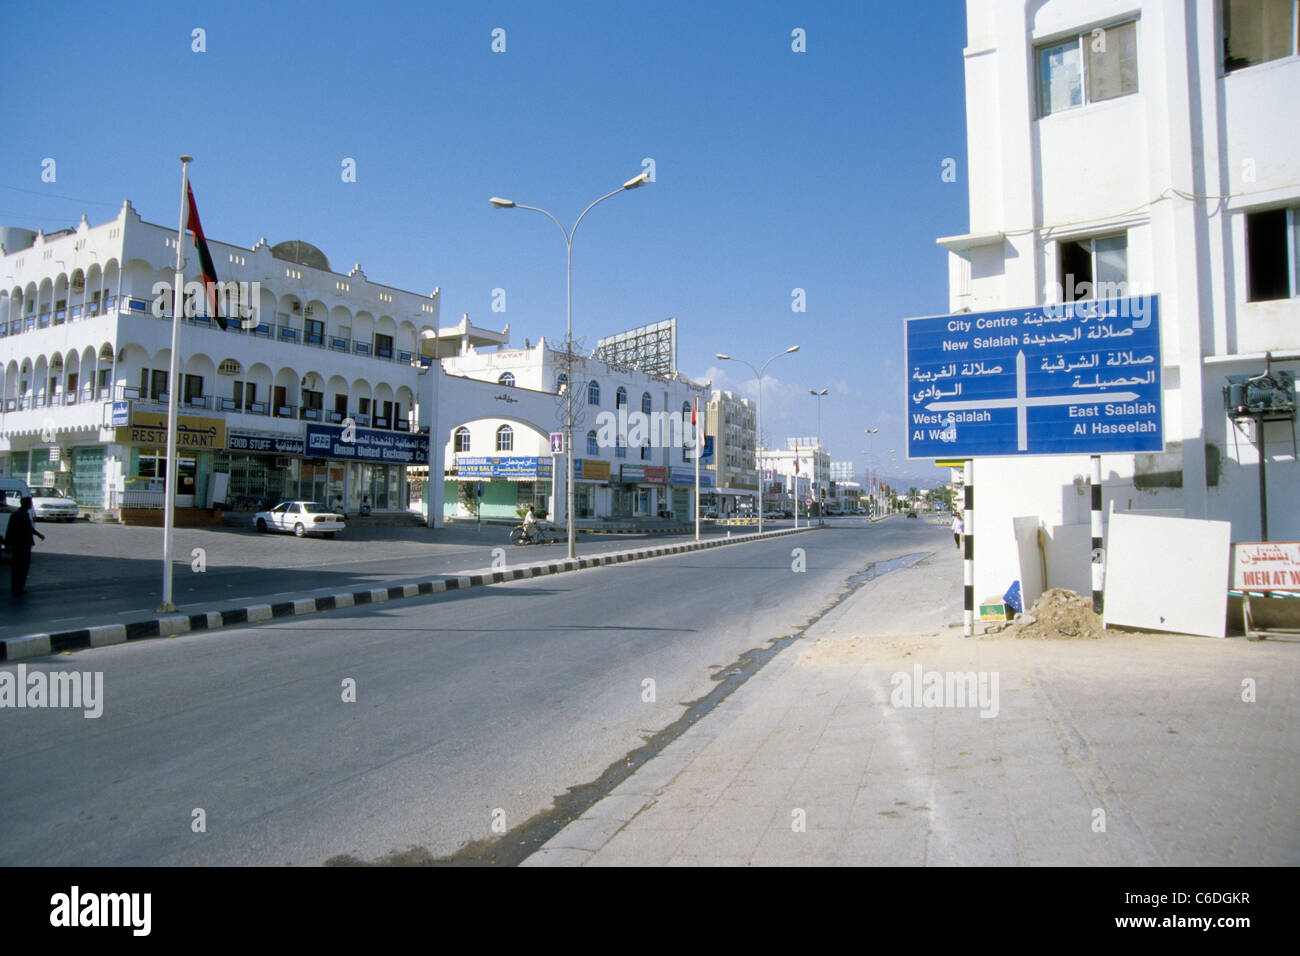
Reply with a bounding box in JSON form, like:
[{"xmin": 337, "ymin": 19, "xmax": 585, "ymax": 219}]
[
  {"xmin": 1012, "ymin": 516, "xmax": 1044, "ymax": 609},
  {"xmin": 1043, "ymin": 523, "xmax": 1091, "ymax": 595},
  {"xmin": 1104, "ymin": 513, "xmax": 1231, "ymax": 638}
]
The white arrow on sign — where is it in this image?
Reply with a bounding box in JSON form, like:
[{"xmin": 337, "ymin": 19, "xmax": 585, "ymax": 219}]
[{"xmin": 926, "ymin": 351, "xmax": 1139, "ymax": 451}]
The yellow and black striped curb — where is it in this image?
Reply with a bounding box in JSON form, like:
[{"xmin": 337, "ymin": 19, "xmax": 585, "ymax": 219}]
[
  {"xmin": 0, "ymin": 525, "xmax": 822, "ymax": 662},
  {"xmin": 578, "ymin": 526, "xmax": 692, "ymax": 535}
]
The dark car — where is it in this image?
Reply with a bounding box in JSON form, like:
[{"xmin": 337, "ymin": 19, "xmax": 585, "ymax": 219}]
[{"xmin": 906, "ymin": 510, "xmax": 918, "ymax": 518}]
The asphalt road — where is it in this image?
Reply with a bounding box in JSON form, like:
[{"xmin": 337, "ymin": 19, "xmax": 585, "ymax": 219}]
[
  {"xmin": 0, "ymin": 518, "xmax": 770, "ymax": 639},
  {"xmin": 0, "ymin": 515, "xmax": 950, "ymax": 865}
]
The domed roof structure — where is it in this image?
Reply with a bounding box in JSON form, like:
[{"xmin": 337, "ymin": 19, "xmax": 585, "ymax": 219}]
[{"xmin": 270, "ymin": 240, "xmax": 330, "ymax": 272}]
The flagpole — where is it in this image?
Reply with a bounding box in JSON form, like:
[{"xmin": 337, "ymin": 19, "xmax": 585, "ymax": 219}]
[
  {"xmin": 158, "ymin": 155, "xmax": 192, "ymax": 614},
  {"xmin": 693, "ymin": 397, "xmax": 700, "ymax": 543},
  {"xmin": 793, "ymin": 446, "xmax": 799, "ymax": 529}
]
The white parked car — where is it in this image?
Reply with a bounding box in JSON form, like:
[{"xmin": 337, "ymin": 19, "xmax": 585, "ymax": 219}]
[
  {"xmin": 254, "ymin": 501, "xmax": 346, "ymax": 538},
  {"xmin": 29, "ymin": 486, "xmax": 79, "ymax": 521},
  {"xmin": 0, "ymin": 477, "xmax": 32, "ymax": 556}
]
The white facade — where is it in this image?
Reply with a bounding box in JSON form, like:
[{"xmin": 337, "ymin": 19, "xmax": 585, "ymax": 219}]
[
  {"xmin": 706, "ymin": 388, "xmax": 758, "ymax": 502},
  {"xmin": 941, "ymin": 0, "xmax": 1300, "ymax": 604},
  {"xmin": 440, "ymin": 338, "xmax": 710, "ymax": 520},
  {"xmin": 756, "ymin": 445, "xmax": 820, "ymax": 509},
  {"xmin": 0, "ymin": 200, "xmax": 440, "ymax": 513}
]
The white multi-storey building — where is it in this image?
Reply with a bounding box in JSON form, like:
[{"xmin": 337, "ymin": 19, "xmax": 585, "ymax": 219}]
[
  {"xmin": 439, "ymin": 337, "xmax": 710, "ymax": 521},
  {"xmin": 0, "ymin": 200, "xmax": 444, "ymax": 516},
  {"xmin": 939, "ymin": 1, "xmax": 1299, "ymax": 602},
  {"xmin": 705, "ymin": 389, "xmax": 758, "ymax": 512},
  {"xmin": 756, "ymin": 441, "xmax": 826, "ymax": 511}
]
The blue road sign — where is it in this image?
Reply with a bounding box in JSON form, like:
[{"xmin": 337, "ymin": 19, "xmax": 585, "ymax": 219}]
[{"xmin": 905, "ymin": 295, "xmax": 1162, "ymax": 459}]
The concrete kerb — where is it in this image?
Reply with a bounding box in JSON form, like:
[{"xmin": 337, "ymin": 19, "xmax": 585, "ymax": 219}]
[{"xmin": 0, "ymin": 526, "xmax": 820, "ymax": 662}]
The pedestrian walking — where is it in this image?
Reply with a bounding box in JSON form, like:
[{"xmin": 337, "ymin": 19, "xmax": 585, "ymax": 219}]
[
  {"xmin": 951, "ymin": 513, "xmax": 963, "ymax": 551},
  {"xmin": 7, "ymin": 496, "xmax": 44, "ymax": 596}
]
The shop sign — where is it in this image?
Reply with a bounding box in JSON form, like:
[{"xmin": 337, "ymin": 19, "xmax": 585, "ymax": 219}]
[
  {"xmin": 620, "ymin": 464, "xmax": 644, "ymax": 483},
  {"xmin": 455, "ymin": 456, "xmax": 553, "ymax": 479},
  {"xmin": 110, "ymin": 401, "xmax": 130, "ymax": 427},
  {"xmin": 575, "ymin": 458, "xmax": 610, "ymax": 481},
  {"xmin": 644, "ymin": 466, "xmax": 667, "ymax": 484},
  {"xmin": 669, "ymin": 467, "xmax": 714, "ymax": 487},
  {"xmin": 115, "ymin": 411, "xmax": 226, "ymax": 449},
  {"xmin": 305, "ymin": 423, "xmax": 428, "ymax": 464},
  {"xmin": 228, "ymin": 430, "xmax": 305, "ymax": 455}
]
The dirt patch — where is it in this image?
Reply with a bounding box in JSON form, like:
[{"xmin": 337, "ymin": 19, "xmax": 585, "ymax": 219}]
[
  {"xmin": 992, "ymin": 588, "xmax": 1108, "ymax": 640},
  {"xmin": 796, "ymin": 633, "xmax": 943, "ymax": 666}
]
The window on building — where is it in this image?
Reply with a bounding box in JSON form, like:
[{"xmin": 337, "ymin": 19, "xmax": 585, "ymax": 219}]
[
  {"xmin": 455, "ymin": 427, "xmax": 471, "ymax": 452},
  {"xmin": 183, "ymin": 374, "xmax": 204, "ymax": 406},
  {"xmin": 1038, "ymin": 20, "xmax": 1139, "ymax": 117},
  {"xmin": 1058, "ymin": 232, "xmax": 1128, "ymax": 301},
  {"xmin": 498, "ymin": 372, "xmax": 516, "ymax": 387},
  {"xmin": 496, "ymin": 424, "xmax": 513, "ymax": 452},
  {"xmin": 616, "ymin": 386, "xmax": 627, "ymax": 408},
  {"xmin": 305, "ymin": 319, "xmax": 325, "ymax": 345},
  {"xmin": 1246, "ymin": 206, "xmax": 1299, "ymax": 301},
  {"xmin": 641, "ymin": 392, "xmax": 652, "ymax": 415},
  {"xmin": 556, "ymin": 373, "xmax": 568, "ymax": 392},
  {"xmin": 150, "ymin": 369, "xmax": 169, "ymax": 400},
  {"xmin": 588, "ymin": 380, "xmax": 600, "ymax": 405},
  {"xmin": 615, "ymin": 435, "xmax": 626, "ymax": 458},
  {"xmin": 1223, "ymin": 0, "xmax": 1298, "ymax": 73},
  {"xmin": 586, "ymin": 430, "xmax": 598, "ymax": 455},
  {"xmin": 374, "ymin": 333, "xmax": 393, "ymax": 358},
  {"xmin": 682, "ymin": 402, "xmax": 692, "ymax": 450}
]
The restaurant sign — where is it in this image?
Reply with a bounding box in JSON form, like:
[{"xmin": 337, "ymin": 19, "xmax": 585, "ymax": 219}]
[{"xmin": 115, "ymin": 411, "xmax": 226, "ymax": 449}]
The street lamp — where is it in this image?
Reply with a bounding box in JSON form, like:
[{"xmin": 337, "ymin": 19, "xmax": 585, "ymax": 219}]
[
  {"xmin": 490, "ymin": 172, "xmax": 650, "ymax": 560},
  {"xmin": 717, "ymin": 346, "xmax": 799, "ymax": 535},
  {"xmin": 809, "ymin": 388, "xmax": 827, "ymax": 525},
  {"xmin": 864, "ymin": 427, "xmax": 879, "ymax": 518}
]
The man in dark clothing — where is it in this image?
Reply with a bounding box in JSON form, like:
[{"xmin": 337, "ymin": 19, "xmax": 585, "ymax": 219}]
[{"xmin": 7, "ymin": 496, "xmax": 43, "ymax": 596}]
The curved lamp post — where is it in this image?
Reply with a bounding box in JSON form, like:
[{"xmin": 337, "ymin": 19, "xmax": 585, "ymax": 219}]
[
  {"xmin": 490, "ymin": 173, "xmax": 650, "ymax": 559},
  {"xmin": 809, "ymin": 388, "xmax": 828, "ymax": 524},
  {"xmin": 716, "ymin": 346, "xmax": 799, "ymax": 535}
]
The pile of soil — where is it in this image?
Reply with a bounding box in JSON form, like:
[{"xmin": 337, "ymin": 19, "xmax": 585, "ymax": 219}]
[{"xmin": 999, "ymin": 588, "xmax": 1108, "ymax": 640}]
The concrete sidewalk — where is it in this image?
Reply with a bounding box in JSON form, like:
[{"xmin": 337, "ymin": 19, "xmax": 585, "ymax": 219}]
[{"xmin": 524, "ymin": 540, "xmax": 1300, "ymax": 866}]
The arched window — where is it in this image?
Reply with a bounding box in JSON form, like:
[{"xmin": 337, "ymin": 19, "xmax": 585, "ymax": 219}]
[
  {"xmin": 498, "ymin": 372, "xmax": 515, "ymax": 387},
  {"xmin": 454, "ymin": 426, "xmax": 471, "ymax": 452},
  {"xmin": 588, "ymin": 380, "xmax": 600, "ymax": 405},
  {"xmin": 495, "ymin": 424, "xmax": 513, "ymax": 452},
  {"xmin": 615, "ymin": 386, "xmax": 627, "ymax": 408},
  {"xmin": 556, "ymin": 372, "xmax": 568, "ymax": 392},
  {"xmin": 641, "ymin": 392, "xmax": 652, "ymax": 415},
  {"xmin": 682, "ymin": 402, "xmax": 692, "ymax": 450},
  {"xmin": 640, "ymin": 443, "xmax": 650, "ymax": 461},
  {"xmin": 586, "ymin": 430, "xmax": 598, "ymax": 455}
]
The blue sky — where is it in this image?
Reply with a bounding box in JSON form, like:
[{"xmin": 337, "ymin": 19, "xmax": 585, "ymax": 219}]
[{"xmin": 1, "ymin": 0, "xmax": 969, "ymax": 489}]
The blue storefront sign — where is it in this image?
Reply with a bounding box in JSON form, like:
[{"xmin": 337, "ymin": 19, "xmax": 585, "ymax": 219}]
[
  {"xmin": 455, "ymin": 456, "xmax": 553, "ymax": 479},
  {"xmin": 669, "ymin": 467, "xmax": 714, "ymax": 487},
  {"xmin": 228, "ymin": 430, "xmax": 305, "ymax": 455},
  {"xmin": 905, "ymin": 295, "xmax": 1163, "ymax": 459},
  {"xmin": 110, "ymin": 401, "xmax": 130, "ymax": 427},
  {"xmin": 304, "ymin": 423, "xmax": 429, "ymax": 464}
]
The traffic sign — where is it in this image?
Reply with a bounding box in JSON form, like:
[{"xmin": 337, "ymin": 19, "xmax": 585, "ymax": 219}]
[
  {"xmin": 905, "ymin": 295, "xmax": 1162, "ymax": 459},
  {"xmin": 549, "ymin": 431, "xmax": 565, "ymax": 454}
]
